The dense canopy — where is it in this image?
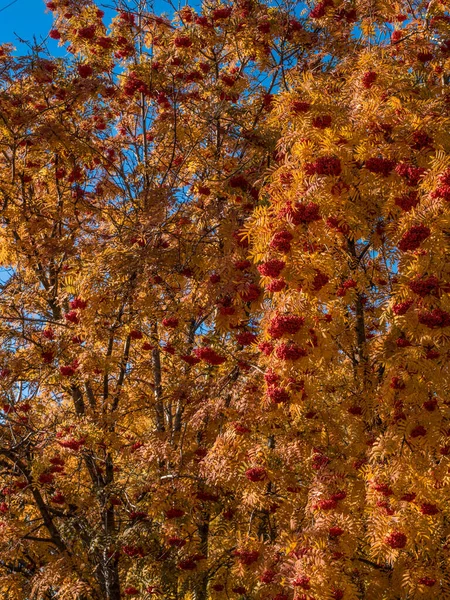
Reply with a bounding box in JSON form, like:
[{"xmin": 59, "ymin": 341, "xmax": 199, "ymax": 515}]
[{"xmin": 0, "ymin": 0, "xmax": 449, "ymax": 599}]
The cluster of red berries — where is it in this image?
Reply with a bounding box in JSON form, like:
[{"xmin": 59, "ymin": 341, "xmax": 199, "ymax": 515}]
[
  {"xmin": 267, "ymin": 386, "xmax": 290, "ymax": 404},
  {"xmin": 281, "ymin": 201, "xmax": 321, "ymax": 224},
  {"xmin": 336, "ymin": 278, "xmax": 357, "ymax": 297},
  {"xmin": 258, "ymin": 259, "xmax": 285, "ymax": 278},
  {"xmin": 240, "ymin": 283, "xmax": 261, "ymax": 302},
  {"xmin": 362, "ymin": 71, "xmax": 377, "ymax": 88},
  {"xmin": 266, "ymin": 278, "xmax": 286, "ymax": 292},
  {"xmin": 312, "ymin": 115, "xmax": 332, "ymax": 129},
  {"xmin": 162, "ymin": 317, "xmax": 179, "ymax": 328},
  {"xmin": 212, "ymin": 6, "xmax": 233, "ymax": 19},
  {"xmin": 268, "ymin": 313, "xmax": 304, "ymax": 338},
  {"xmin": 372, "ymin": 482, "xmax": 394, "ymax": 496},
  {"xmin": 124, "ymin": 586, "xmax": 138, "ymax": 595},
  {"xmin": 310, "ymin": 0, "xmax": 333, "ymax": 19},
  {"xmin": 123, "ymin": 545, "xmax": 145, "ymax": 557},
  {"xmin": 420, "ymin": 502, "xmax": 439, "ymax": 515},
  {"xmin": 392, "ymin": 300, "xmax": 414, "ymax": 315},
  {"xmin": 258, "ymin": 341, "xmax": 274, "ymax": 355},
  {"xmin": 290, "ymin": 100, "xmax": 311, "ymax": 113},
  {"xmin": 123, "ymin": 72, "xmax": 150, "ymax": 97},
  {"xmin": 311, "ymin": 452, "xmax": 330, "ymax": 470},
  {"xmin": 431, "ymin": 169, "xmax": 450, "ymax": 201},
  {"xmin": 394, "ymin": 191, "xmax": 419, "ymax": 211},
  {"xmin": 410, "ymin": 425, "xmax": 427, "ymax": 438},
  {"xmin": 401, "ymin": 492, "xmax": 416, "ymax": 502},
  {"xmin": 432, "ymin": 185, "xmax": 450, "ymax": 202},
  {"xmin": 58, "ymin": 437, "xmax": 85, "ymax": 451},
  {"xmin": 385, "ymin": 530, "xmax": 407, "ymax": 549},
  {"xmin": 167, "ymin": 537, "xmax": 186, "ymax": 548},
  {"xmin": 193, "ymin": 347, "xmax": 226, "ymax": 365},
  {"xmin": 398, "ymin": 225, "xmax": 430, "ymax": 252},
  {"xmin": 70, "ymin": 297, "xmax": 87, "ymax": 310},
  {"xmin": 411, "ymin": 130, "xmax": 432, "ymax": 150},
  {"xmin": 312, "ymin": 270, "xmax": 329, "ymax": 291},
  {"xmin": 233, "ymin": 549, "xmax": 259, "ymax": 565},
  {"xmin": 77, "ymin": 64, "xmax": 93, "ymax": 78},
  {"xmin": 270, "ymin": 230, "xmax": 293, "ymax": 253},
  {"xmin": 395, "ymin": 162, "xmax": 426, "ymax": 185},
  {"xmin": 65, "ymin": 310, "xmax": 79, "ymax": 324},
  {"xmin": 275, "ymin": 342, "xmax": 307, "ymax": 361},
  {"xmin": 180, "ymin": 354, "xmax": 201, "ymax": 365},
  {"xmin": 292, "ymin": 575, "xmax": 310, "ymax": 589},
  {"xmin": 418, "ymin": 577, "xmax": 436, "ymax": 587},
  {"xmin": 165, "ymin": 508, "xmax": 185, "ymax": 519},
  {"xmin": 264, "ymin": 369, "xmax": 280, "ymax": 385},
  {"xmin": 59, "ymin": 359, "xmax": 80, "ymax": 377},
  {"xmin": 245, "ymin": 467, "xmax": 267, "ymax": 482},
  {"xmin": 365, "ymin": 157, "xmax": 396, "ymax": 177},
  {"xmin": 173, "ymin": 35, "xmax": 193, "ymax": 48},
  {"xmin": 408, "ymin": 275, "xmax": 439, "ymax": 297},
  {"xmin": 317, "ymin": 498, "xmax": 338, "ymax": 510},
  {"xmin": 235, "ymin": 331, "xmax": 257, "ymax": 346},
  {"xmin": 50, "ymin": 492, "xmax": 65, "ymax": 504},
  {"xmin": 304, "ymin": 156, "xmax": 342, "ymax": 177},
  {"xmin": 228, "ymin": 174, "xmax": 249, "ymax": 190},
  {"xmin": 418, "ymin": 308, "xmax": 450, "ymax": 328}
]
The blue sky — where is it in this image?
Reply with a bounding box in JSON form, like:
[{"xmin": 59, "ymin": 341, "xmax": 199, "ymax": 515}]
[
  {"xmin": 0, "ymin": 0, "xmax": 123, "ymax": 55},
  {"xmin": 0, "ymin": 0, "xmax": 56, "ymax": 53},
  {"xmin": 0, "ymin": 1, "xmax": 146, "ymax": 55},
  {"xmin": 0, "ymin": 1, "xmax": 180, "ymax": 55}
]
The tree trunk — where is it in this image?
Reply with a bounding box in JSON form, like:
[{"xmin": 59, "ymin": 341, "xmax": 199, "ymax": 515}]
[
  {"xmin": 194, "ymin": 513, "xmax": 210, "ymax": 600},
  {"xmin": 98, "ymin": 554, "xmax": 121, "ymax": 600}
]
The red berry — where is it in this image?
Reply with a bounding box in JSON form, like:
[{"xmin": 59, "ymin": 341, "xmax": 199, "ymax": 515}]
[
  {"xmin": 290, "ymin": 100, "xmax": 311, "ymax": 113},
  {"xmin": 312, "ymin": 114, "xmax": 332, "ymax": 128},
  {"xmin": 410, "ymin": 425, "xmax": 427, "ymax": 438},
  {"xmin": 292, "ymin": 575, "xmax": 310, "ymax": 589},
  {"xmin": 258, "ymin": 259, "xmax": 285, "ymax": 278},
  {"xmin": 362, "ymin": 71, "xmax": 377, "ymax": 88},
  {"xmin": 165, "ymin": 508, "xmax": 185, "ymax": 519},
  {"xmin": 268, "ymin": 313, "xmax": 304, "ymax": 338},
  {"xmin": 317, "ymin": 498, "xmax": 337, "ymax": 510},
  {"xmin": 420, "ymin": 502, "xmax": 439, "ymax": 515},
  {"xmin": 418, "ymin": 577, "xmax": 436, "ymax": 587},
  {"xmin": 385, "ymin": 530, "xmax": 407, "ymax": 548},
  {"xmin": 77, "ymin": 64, "xmax": 93, "ymax": 78},
  {"xmin": 245, "ymin": 467, "xmax": 267, "ymax": 482},
  {"xmin": 304, "ymin": 156, "xmax": 341, "ymax": 177},
  {"xmin": 398, "ymin": 225, "xmax": 430, "ymax": 252},
  {"xmin": 329, "ymin": 526, "xmax": 344, "ymax": 537},
  {"xmin": 39, "ymin": 472, "xmax": 55, "ymax": 484},
  {"xmin": 267, "ymin": 386, "xmax": 290, "ymax": 404},
  {"xmin": 162, "ymin": 317, "xmax": 179, "ymax": 328},
  {"xmin": 275, "ymin": 342, "xmax": 307, "ymax": 361},
  {"xmin": 365, "ymin": 157, "xmax": 396, "ymax": 177},
  {"xmin": 259, "ymin": 569, "xmax": 276, "ymax": 583}
]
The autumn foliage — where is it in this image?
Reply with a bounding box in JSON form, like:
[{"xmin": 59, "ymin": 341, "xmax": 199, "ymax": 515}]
[{"xmin": 0, "ymin": 0, "xmax": 449, "ymax": 598}]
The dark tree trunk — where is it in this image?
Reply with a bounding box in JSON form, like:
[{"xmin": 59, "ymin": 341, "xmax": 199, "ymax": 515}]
[
  {"xmin": 194, "ymin": 513, "xmax": 210, "ymax": 600},
  {"xmin": 97, "ymin": 554, "xmax": 121, "ymax": 600}
]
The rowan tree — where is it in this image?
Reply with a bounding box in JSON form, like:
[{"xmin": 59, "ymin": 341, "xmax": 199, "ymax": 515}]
[
  {"xmin": 0, "ymin": 1, "xmax": 302, "ymax": 598},
  {"xmin": 0, "ymin": 0, "xmax": 449, "ymax": 599},
  {"xmin": 238, "ymin": 3, "xmax": 450, "ymax": 600}
]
